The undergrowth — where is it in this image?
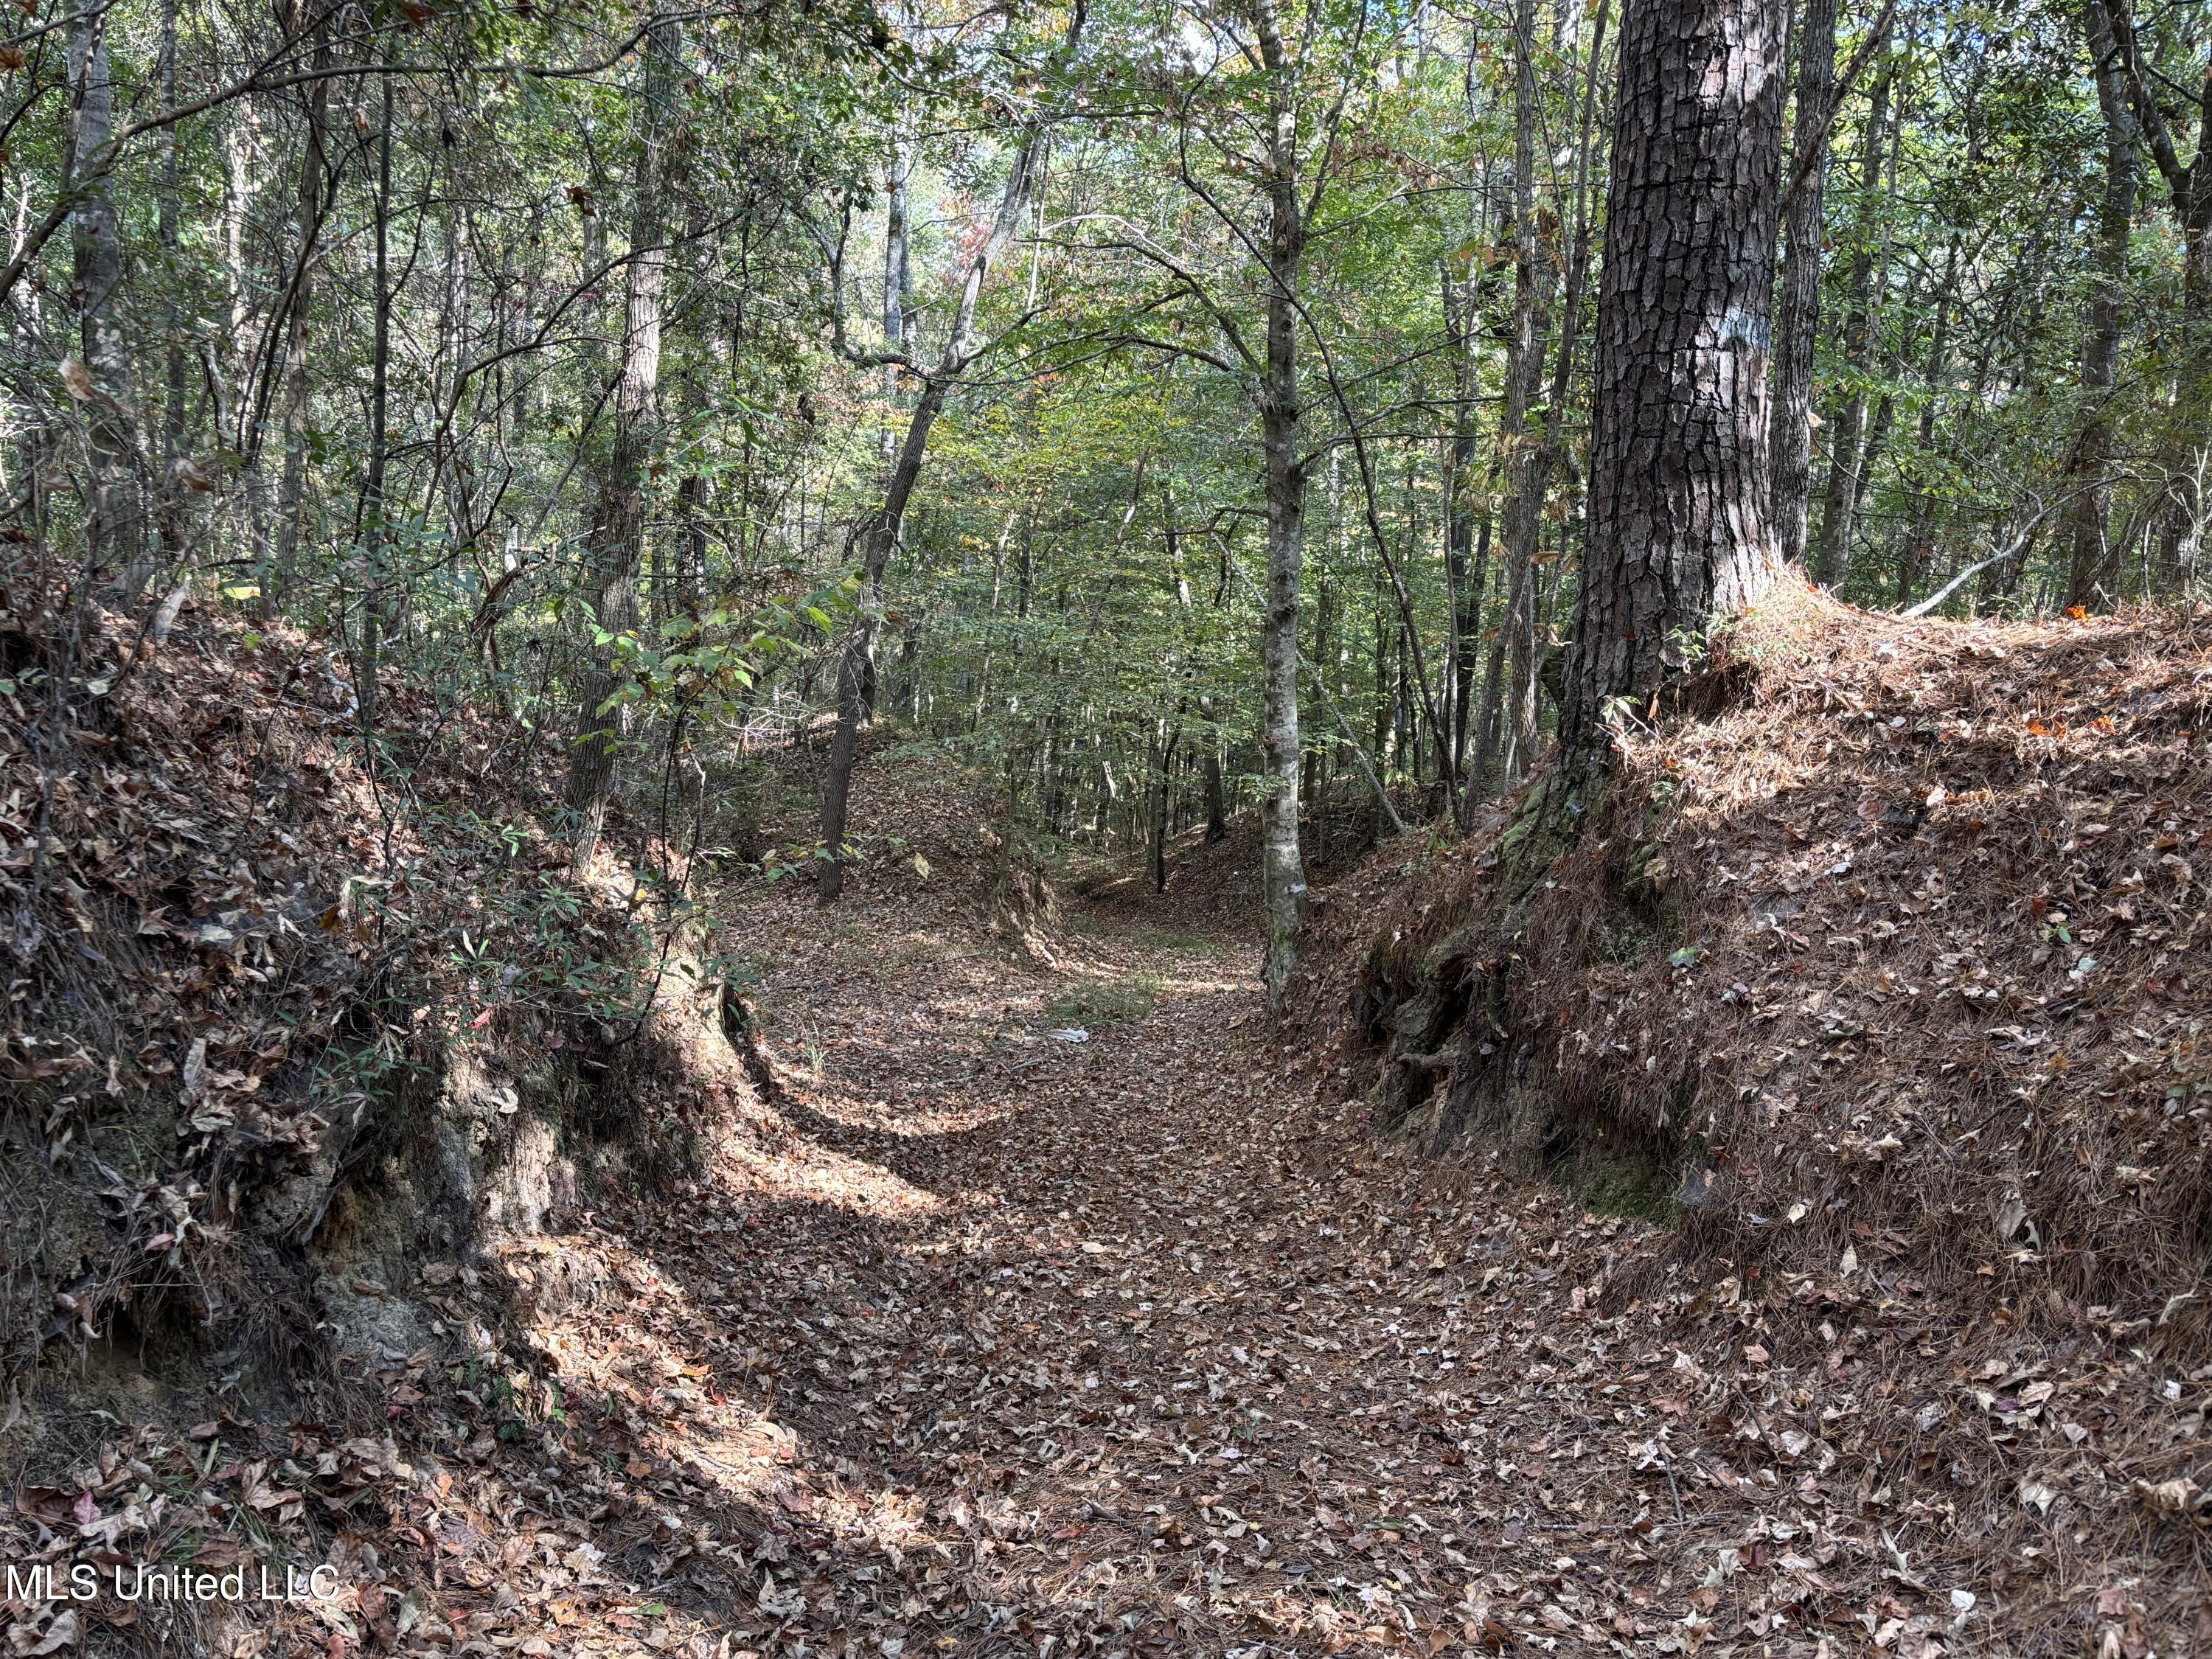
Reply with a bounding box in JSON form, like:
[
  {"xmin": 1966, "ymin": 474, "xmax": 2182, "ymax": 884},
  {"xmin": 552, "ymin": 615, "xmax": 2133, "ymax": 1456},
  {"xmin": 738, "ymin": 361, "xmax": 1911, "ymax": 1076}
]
[{"xmin": 1044, "ymin": 969, "xmax": 1164, "ymax": 1029}]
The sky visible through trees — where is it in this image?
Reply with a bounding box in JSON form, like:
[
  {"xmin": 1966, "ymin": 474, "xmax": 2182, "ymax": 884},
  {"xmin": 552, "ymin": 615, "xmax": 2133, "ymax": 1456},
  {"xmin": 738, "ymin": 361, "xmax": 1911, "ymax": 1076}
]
[{"xmin": 6, "ymin": 0, "xmax": 2210, "ymax": 993}]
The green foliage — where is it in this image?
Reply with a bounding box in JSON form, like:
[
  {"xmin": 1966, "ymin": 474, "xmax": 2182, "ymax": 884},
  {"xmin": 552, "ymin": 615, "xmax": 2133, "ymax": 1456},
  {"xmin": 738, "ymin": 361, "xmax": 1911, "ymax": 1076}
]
[
  {"xmin": 4, "ymin": 0, "xmax": 2202, "ymax": 897},
  {"xmin": 1043, "ymin": 970, "xmax": 1164, "ymax": 1029}
]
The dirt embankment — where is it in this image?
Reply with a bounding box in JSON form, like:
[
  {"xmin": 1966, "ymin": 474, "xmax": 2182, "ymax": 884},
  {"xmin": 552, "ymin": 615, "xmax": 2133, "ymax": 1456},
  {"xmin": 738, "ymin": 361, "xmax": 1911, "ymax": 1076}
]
[
  {"xmin": 0, "ymin": 568, "xmax": 767, "ymax": 1654},
  {"xmin": 1329, "ymin": 579, "xmax": 2212, "ymax": 1649}
]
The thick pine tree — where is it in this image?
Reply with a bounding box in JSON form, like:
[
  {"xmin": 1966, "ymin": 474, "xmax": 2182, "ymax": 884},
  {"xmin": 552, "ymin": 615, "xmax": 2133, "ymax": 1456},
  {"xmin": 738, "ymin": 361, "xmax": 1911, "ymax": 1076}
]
[{"xmin": 1557, "ymin": 0, "xmax": 1790, "ymax": 796}]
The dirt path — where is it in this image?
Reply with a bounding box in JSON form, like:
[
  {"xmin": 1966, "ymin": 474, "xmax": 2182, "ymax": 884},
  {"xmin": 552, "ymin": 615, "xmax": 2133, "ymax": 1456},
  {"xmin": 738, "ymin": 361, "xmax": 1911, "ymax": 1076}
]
[{"xmin": 456, "ymin": 886, "xmax": 1803, "ymax": 1659}]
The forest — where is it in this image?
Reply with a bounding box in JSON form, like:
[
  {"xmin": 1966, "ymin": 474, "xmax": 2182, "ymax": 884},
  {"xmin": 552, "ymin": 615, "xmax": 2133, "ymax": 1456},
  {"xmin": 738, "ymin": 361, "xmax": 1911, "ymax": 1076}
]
[
  {"xmin": 6, "ymin": 0, "xmax": 2208, "ymax": 963},
  {"xmin": 4, "ymin": 0, "xmax": 2212, "ymax": 1650}
]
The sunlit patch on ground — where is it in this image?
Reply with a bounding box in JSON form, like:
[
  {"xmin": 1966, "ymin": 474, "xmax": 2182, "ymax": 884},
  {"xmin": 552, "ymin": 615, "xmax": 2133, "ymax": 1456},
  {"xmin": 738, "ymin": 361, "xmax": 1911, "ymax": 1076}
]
[{"xmin": 46, "ymin": 747, "xmax": 2157, "ymax": 1658}]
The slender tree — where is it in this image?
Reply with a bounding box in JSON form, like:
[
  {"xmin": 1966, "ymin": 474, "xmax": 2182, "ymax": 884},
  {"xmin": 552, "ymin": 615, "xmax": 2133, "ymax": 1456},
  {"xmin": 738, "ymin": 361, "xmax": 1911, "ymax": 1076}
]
[
  {"xmin": 1770, "ymin": 0, "xmax": 1838, "ymax": 568},
  {"xmin": 1807, "ymin": 45, "xmax": 1894, "ymax": 588},
  {"xmin": 568, "ymin": 12, "xmax": 683, "ymax": 866},
  {"xmin": 68, "ymin": 4, "xmax": 145, "ymax": 591},
  {"xmin": 267, "ymin": 7, "xmax": 335, "ymax": 613},
  {"xmin": 1248, "ymin": 0, "xmax": 1315, "ymax": 1008},
  {"xmin": 2104, "ymin": 0, "xmax": 2210, "ymax": 591},
  {"xmin": 1494, "ymin": 0, "xmax": 1552, "ymax": 786},
  {"xmin": 2064, "ymin": 0, "xmax": 2138, "ymax": 611},
  {"xmin": 818, "ymin": 27, "xmax": 1071, "ymax": 900},
  {"xmin": 356, "ymin": 63, "xmax": 397, "ymax": 735}
]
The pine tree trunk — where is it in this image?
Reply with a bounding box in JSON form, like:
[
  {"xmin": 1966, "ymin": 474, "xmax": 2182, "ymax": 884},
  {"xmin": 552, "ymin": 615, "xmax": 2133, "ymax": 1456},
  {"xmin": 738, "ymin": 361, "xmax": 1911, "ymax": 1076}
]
[
  {"xmin": 1557, "ymin": 0, "xmax": 1788, "ymax": 793},
  {"xmin": 1770, "ymin": 0, "xmax": 1838, "ymax": 567}
]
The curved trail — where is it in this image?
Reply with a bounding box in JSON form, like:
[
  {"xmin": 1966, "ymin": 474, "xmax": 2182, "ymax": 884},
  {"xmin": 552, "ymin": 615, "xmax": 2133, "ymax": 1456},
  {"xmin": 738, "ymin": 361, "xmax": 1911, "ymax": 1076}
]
[{"xmin": 476, "ymin": 878, "xmax": 1781, "ymax": 1659}]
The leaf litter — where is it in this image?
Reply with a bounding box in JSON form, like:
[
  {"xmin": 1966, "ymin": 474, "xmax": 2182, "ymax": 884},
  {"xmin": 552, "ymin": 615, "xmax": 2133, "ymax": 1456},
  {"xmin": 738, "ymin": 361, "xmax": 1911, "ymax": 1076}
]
[
  {"xmin": 1340, "ymin": 582, "xmax": 2212, "ymax": 1657},
  {"xmin": 2, "ymin": 594, "xmax": 2204, "ymax": 1658}
]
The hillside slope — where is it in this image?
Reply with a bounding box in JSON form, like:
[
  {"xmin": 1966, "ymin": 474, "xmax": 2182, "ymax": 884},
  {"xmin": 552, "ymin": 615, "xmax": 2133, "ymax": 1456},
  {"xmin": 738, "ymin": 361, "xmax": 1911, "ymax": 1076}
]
[
  {"xmin": 0, "ymin": 571, "xmax": 772, "ymax": 1655},
  {"xmin": 7, "ymin": 574, "xmax": 2210, "ymax": 1659},
  {"xmin": 1333, "ymin": 578, "xmax": 2212, "ymax": 1648}
]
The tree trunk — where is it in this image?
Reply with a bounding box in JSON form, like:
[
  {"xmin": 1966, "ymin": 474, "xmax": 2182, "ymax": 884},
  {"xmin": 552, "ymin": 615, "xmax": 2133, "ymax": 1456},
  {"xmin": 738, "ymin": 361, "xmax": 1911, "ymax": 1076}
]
[
  {"xmin": 271, "ymin": 15, "xmax": 333, "ymax": 614},
  {"xmin": 819, "ymin": 119, "xmax": 1056, "ymax": 900},
  {"xmin": 1459, "ymin": 507, "xmax": 1502, "ymax": 818},
  {"xmin": 356, "ymin": 66, "xmax": 397, "ymax": 735},
  {"xmin": 1770, "ymin": 0, "xmax": 1838, "ymax": 567},
  {"xmin": 880, "ymin": 133, "xmax": 915, "ymax": 462},
  {"xmin": 1394, "ymin": 621, "xmax": 1412, "ymax": 773},
  {"xmin": 1807, "ymin": 49, "xmax": 1893, "ymax": 587},
  {"xmin": 1257, "ymin": 182, "xmax": 1309, "ymax": 1009},
  {"xmin": 154, "ymin": 0, "xmax": 188, "ymax": 554},
  {"xmin": 1442, "ymin": 262, "xmax": 1479, "ymax": 776},
  {"xmin": 1200, "ymin": 694, "xmax": 1228, "ymax": 842},
  {"xmin": 970, "ymin": 502, "xmax": 1021, "ymax": 728},
  {"xmin": 1557, "ymin": 0, "xmax": 1788, "ymax": 794},
  {"xmin": 819, "ymin": 379, "xmax": 942, "ymax": 894},
  {"xmin": 69, "ymin": 7, "xmax": 146, "ymax": 593},
  {"xmin": 1498, "ymin": 0, "xmax": 1552, "ymax": 783},
  {"xmin": 2065, "ymin": 1, "xmax": 2138, "ymax": 611},
  {"xmin": 1501, "ymin": 0, "xmax": 1610, "ymax": 792},
  {"xmin": 566, "ymin": 14, "xmax": 680, "ymax": 869},
  {"xmin": 1312, "ymin": 568, "xmax": 1335, "ymax": 807},
  {"xmin": 2104, "ymin": 0, "xmax": 2209, "ymax": 594},
  {"xmin": 1150, "ymin": 714, "xmax": 1180, "ymax": 893},
  {"xmin": 1896, "ymin": 237, "xmax": 1959, "ymax": 607}
]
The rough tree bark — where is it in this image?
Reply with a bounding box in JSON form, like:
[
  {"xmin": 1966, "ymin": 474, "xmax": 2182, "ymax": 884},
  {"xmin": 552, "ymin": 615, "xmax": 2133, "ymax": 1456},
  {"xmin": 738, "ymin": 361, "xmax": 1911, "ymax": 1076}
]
[
  {"xmin": 1770, "ymin": 0, "xmax": 1837, "ymax": 567},
  {"xmin": 1556, "ymin": 0, "xmax": 1788, "ymax": 796},
  {"xmin": 566, "ymin": 13, "xmax": 681, "ymax": 869}
]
